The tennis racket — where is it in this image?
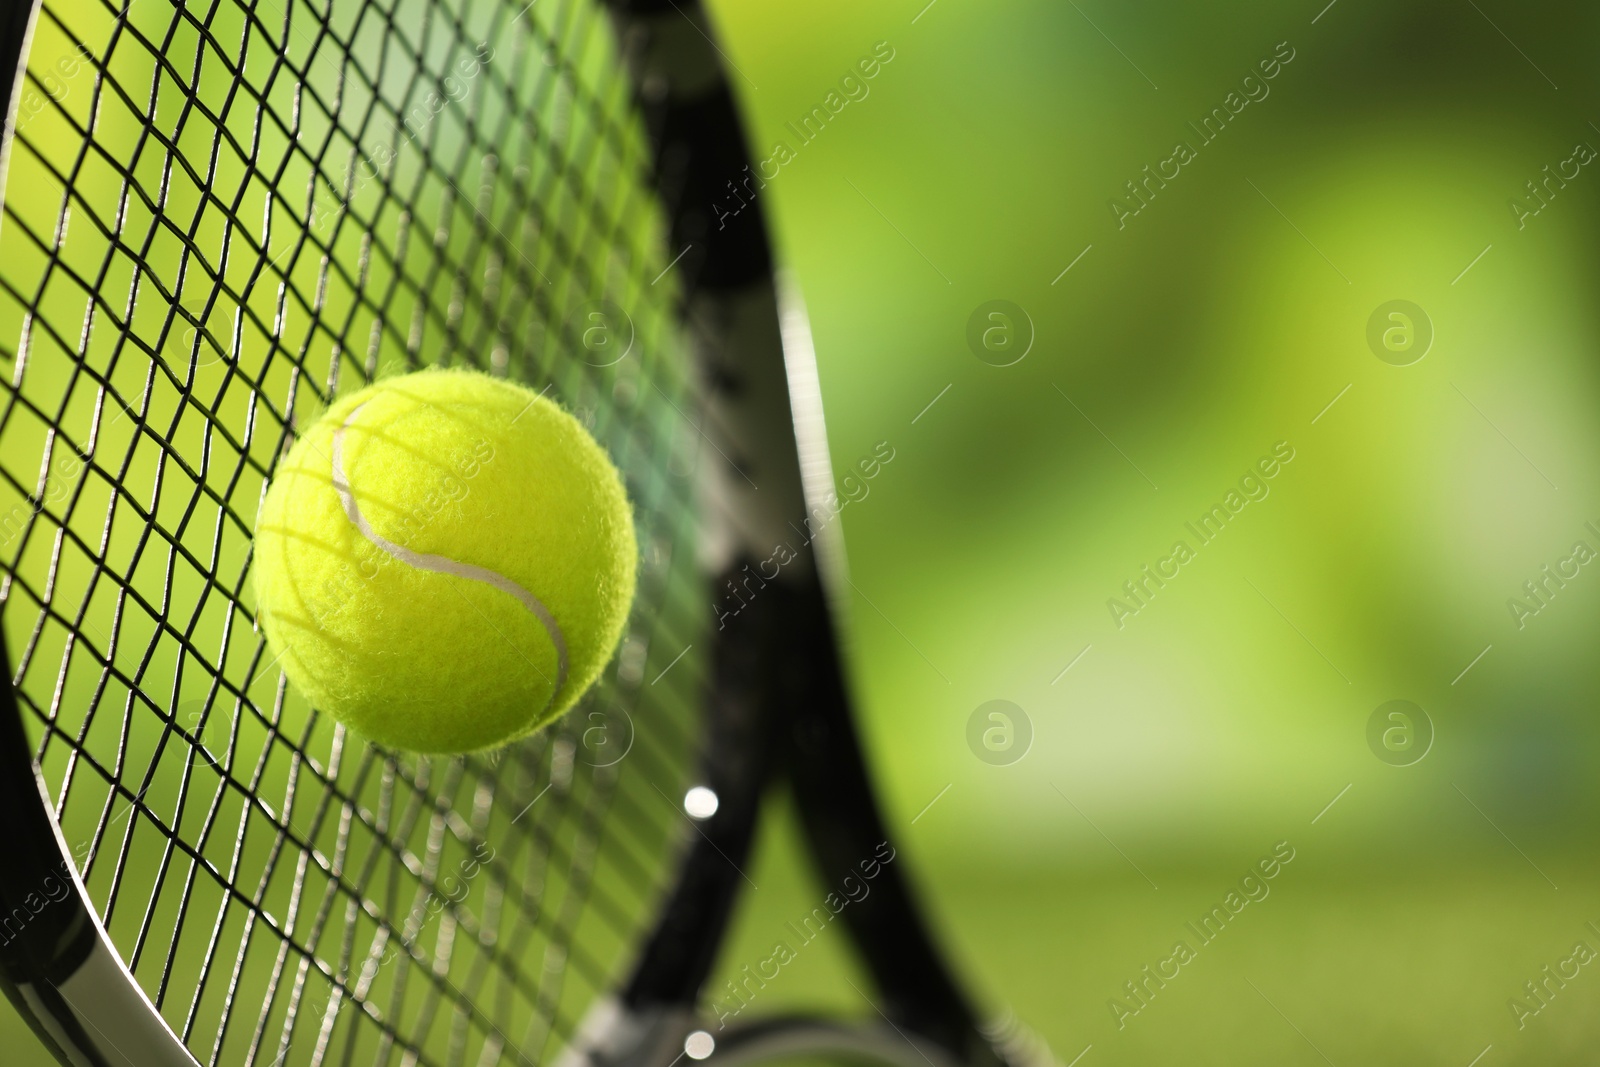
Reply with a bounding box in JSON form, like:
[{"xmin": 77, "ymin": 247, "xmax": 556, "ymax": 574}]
[{"xmin": 0, "ymin": 0, "xmax": 1046, "ymax": 1063}]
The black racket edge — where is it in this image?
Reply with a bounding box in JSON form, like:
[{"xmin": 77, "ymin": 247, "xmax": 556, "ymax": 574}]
[
  {"xmin": 577, "ymin": 4, "xmax": 1049, "ymax": 1067},
  {"xmin": 0, "ymin": 2, "xmax": 207, "ymax": 1063}
]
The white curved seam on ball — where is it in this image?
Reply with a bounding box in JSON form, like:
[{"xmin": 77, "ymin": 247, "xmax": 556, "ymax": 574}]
[{"xmin": 330, "ymin": 402, "xmax": 570, "ymax": 699}]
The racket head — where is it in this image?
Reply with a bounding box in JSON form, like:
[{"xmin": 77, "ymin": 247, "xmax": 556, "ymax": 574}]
[
  {"xmin": 0, "ymin": 0, "xmax": 1024, "ymax": 1064},
  {"xmin": 0, "ymin": 0, "xmax": 706, "ymax": 1061}
]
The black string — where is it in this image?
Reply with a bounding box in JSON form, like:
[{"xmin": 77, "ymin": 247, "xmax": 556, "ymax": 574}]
[{"xmin": 0, "ymin": 0, "xmax": 703, "ymax": 1062}]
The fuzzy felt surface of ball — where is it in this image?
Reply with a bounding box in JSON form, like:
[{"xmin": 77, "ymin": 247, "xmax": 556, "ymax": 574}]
[{"xmin": 253, "ymin": 369, "xmax": 637, "ymax": 753}]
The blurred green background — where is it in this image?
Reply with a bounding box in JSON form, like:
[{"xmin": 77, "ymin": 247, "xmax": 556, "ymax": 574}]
[
  {"xmin": 696, "ymin": 0, "xmax": 1600, "ymax": 1065},
  {"xmin": 9, "ymin": 0, "xmax": 1600, "ymax": 1064}
]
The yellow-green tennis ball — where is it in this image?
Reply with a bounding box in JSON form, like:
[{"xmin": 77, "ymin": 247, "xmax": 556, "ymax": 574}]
[{"xmin": 252, "ymin": 368, "xmax": 637, "ymax": 753}]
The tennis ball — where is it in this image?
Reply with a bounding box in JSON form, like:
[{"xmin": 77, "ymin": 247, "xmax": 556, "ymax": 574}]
[{"xmin": 252, "ymin": 368, "xmax": 636, "ymax": 753}]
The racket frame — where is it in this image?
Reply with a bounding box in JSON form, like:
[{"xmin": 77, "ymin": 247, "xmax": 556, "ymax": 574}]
[{"xmin": 0, "ymin": 0, "xmax": 1010, "ymax": 1063}]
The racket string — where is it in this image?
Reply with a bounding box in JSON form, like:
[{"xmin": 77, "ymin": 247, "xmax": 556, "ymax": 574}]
[{"xmin": 0, "ymin": 0, "xmax": 706, "ymax": 1061}]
